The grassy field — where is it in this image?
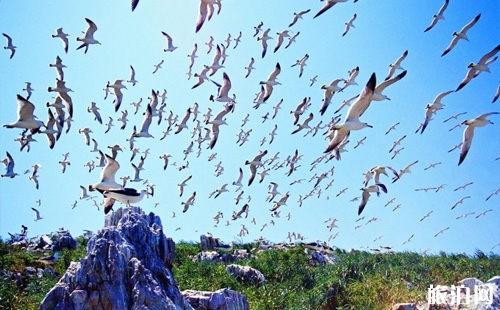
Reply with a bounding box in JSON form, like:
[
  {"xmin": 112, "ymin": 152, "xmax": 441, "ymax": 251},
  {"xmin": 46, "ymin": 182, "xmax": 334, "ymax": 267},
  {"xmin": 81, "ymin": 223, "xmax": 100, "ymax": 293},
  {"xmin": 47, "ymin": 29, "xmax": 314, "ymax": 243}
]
[{"xmin": 1, "ymin": 238, "xmax": 499, "ymax": 309}]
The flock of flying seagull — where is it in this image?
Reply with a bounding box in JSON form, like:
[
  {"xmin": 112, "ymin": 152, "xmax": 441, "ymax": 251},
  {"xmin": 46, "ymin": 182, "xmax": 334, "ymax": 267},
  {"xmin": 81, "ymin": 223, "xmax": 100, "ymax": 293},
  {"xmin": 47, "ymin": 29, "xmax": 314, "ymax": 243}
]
[{"xmin": 1, "ymin": 0, "xmax": 500, "ymax": 252}]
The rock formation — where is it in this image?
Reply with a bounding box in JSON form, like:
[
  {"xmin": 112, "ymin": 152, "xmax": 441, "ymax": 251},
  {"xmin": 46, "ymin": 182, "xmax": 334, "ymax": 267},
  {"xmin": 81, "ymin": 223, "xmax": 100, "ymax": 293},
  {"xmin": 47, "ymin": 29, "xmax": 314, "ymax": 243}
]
[
  {"xmin": 52, "ymin": 229, "xmax": 77, "ymax": 251},
  {"xmin": 182, "ymin": 288, "xmax": 249, "ymax": 310},
  {"xmin": 40, "ymin": 206, "xmax": 192, "ymax": 310},
  {"xmin": 225, "ymin": 264, "xmax": 266, "ymax": 287}
]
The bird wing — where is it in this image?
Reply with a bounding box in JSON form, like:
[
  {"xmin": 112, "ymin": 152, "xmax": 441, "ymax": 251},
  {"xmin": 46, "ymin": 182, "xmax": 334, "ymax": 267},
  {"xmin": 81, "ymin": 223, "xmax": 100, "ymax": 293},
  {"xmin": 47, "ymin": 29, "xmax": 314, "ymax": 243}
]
[
  {"xmin": 84, "ymin": 18, "xmax": 98, "ymax": 37},
  {"xmin": 101, "ymin": 154, "xmax": 120, "ymax": 183},
  {"xmin": 375, "ymin": 70, "xmax": 407, "ymax": 93},
  {"xmin": 139, "ymin": 104, "xmax": 153, "ymax": 133},
  {"xmin": 346, "ymin": 72, "xmax": 376, "ymax": 121},
  {"xmin": 459, "ymin": 13, "xmax": 481, "ymax": 34},
  {"xmin": 16, "ymin": 95, "xmax": 36, "ymax": 121}
]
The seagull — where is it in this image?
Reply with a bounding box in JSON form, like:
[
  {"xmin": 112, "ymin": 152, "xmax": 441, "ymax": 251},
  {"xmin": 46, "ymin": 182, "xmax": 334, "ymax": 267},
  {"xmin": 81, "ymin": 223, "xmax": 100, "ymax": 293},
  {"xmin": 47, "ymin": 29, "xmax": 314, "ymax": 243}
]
[
  {"xmin": 22, "ymin": 82, "xmax": 34, "ymax": 100},
  {"xmin": 389, "ymin": 135, "xmax": 406, "ymax": 153},
  {"xmin": 195, "ymin": 0, "xmax": 219, "ymax": 33},
  {"xmin": 1, "ymin": 152, "xmax": 19, "ymax": 178},
  {"xmin": 313, "ymin": 0, "xmax": 348, "ymax": 19},
  {"xmin": 39, "ymin": 109, "xmax": 59, "ymax": 149},
  {"xmin": 88, "ymin": 154, "xmax": 123, "ymax": 213},
  {"xmin": 178, "ymin": 175, "xmax": 192, "ymax": 197},
  {"xmin": 232, "ymin": 204, "xmax": 250, "ymax": 220},
  {"xmin": 456, "ymin": 44, "xmax": 500, "ymax": 91},
  {"xmin": 253, "ymin": 21, "xmax": 263, "ymax": 37},
  {"xmin": 441, "ymin": 13, "xmax": 481, "ymax": 57},
  {"xmin": 51, "ymin": 27, "xmax": 69, "ymax": 53},
  {"xmin": 87, "ymin": 102, "xmax": 102, "ymax": 124},
  {"xmin": 451, "ymin": 196, "xmax": 471, "ymax": 210},
  {"xmin": 434, "ymin": 227, "xmax": 450, "ymax": 238},
  {"xmin": 127, "ymin": 65, "xmax": 138, "ymax": 86},
  {"xmin": 493, "ymin": 83, "xmax": 500, "ymax": 103},
  {"xmin": 420, "ymin": 90, "xmax": 453, "ymax": 134},
  {"xmin": 159, "ymin": 153, "xmax": 171, "ymax": 170},
  {"xmin": 392, "ymin": 160, "xmax": 419, "ymax": 182},
  {"xmin": 152, "ymin": 60, "xmax": 164, "ymax": 74},
  {"xmin": 245, "ymin": 57, "xmax": 255, "ymax": 78},
  {"xmin": 233, "ymin": 31, "xmax": 242, "ymax": 49},
  {"xmin": 207, "ymin": 104, "xmax": 233, "ymax": 149},
  {"xmin": 291, "ymin": 53, "xmax": 309, "ymax": 78},
  {"xmin": 291, "ymin": 113, "xmax": 313, "ymax": 134},
  {"xmin": 424, "ymin": 0, "xmax": 449, "ymax": 32},
  {"xmin": 385, "ymin": 50, "xmax": 408, "ymax": 81},
  {"xmin": 103, "ymin": 187, "xmax": 152, "ymax": 206},
  {"xmin": 232, "ymin": 167, "xmax": 244, "ymax": 189},
  {"xmin": 47, "ymin": 79, "xmax": 74, "ymax": 117},
  {"xmin": 257, "ymin": 28, "xmax": 272, "ymax": 58},
  {"xmin": 245, "ymin": 150, "xmax": 268, "ymax": 186},
  {"xmin": 132, "ymin": 104, "xmax": 154, "ymax": 138},
  {"xmin": 319, "ymin": 78, "xmax": 344, "ymax": 116},
  {"xmin": 342, "ymin": 14, "xmax": 357, "ymax": 36},
  {"xmin": 181, "ymin": 192, "xmax": 196, "ymax": 212},
  {"xmin": 325, "ymin": 73, "xmax": 376, "ymax": 153},
  {"xmin": 76, "ymin": 18, "xmax": 100, "ymax": 53},
  {"xmin": 420, "ymin": 211, "xmax": 433, "ymax": 222},
  {"xmin": 209, "ymin": 72, "xmax": 234, "ymax": 103},
  {"xmin": 161, "ymin": 31, "xmax": 177, "ymax": 52},
  {"xmin": 340, "ymin": 66, "xmax": 360, "ymax": 91},
  {"xmin": 213, "ymin": 183, "xmax": 228, "ymax": 199},
  {"xmin": 78, "ymin": 127, "xmax": 93, "ymax": 146},
  {"xmin": 289, "ymin": 9, "xmax": 311, "ymax": 27},
  {"xmin": 49, "ymin": 56, "xmax": 67, "ymax": 80},
  {"xmin": 475, "ymin": 209, "xmax": 493, "ymax": 218},
  {"xmin": 358, "ymin": 184, "xmax": 387, "ymax": 215},
  {"xmin": 274, "ymin": 30, "xmax": 290, "ymax": 53},
  {"xmin": 385, "ymin": 122, "xmax": 400, "ymax": 135},
  {"xmin": 79, "ymin": 185, "xmax": 94, "ymax": 200},
  {"xmin": 31, "ymin": 207, "xmax": 43, "ymax": 221},
  {"xmin": 259, "ymin": 62, "xmax": 281, "ymax": 102},
  {"xmin": 458, "ymin": 112, "xmax": 499, "ymax": 165},
  {"xmin": 106, "ymin": 79, "xmax": 127, "ymax": 112},
  {"xmin": 191, "ymin": 65, "xmax": 210, "ymax": 89},
  {"xmin": 285, "ymin": 31, "xmax": 300, "ymax": 49},
  {"xmin": 3, "ymin": 33, "xmax": 16, "ymax": 58},
  {"xmin": 4, "ymin": 94, "xmax": 46, "ymax": 134},
  {"xmin": 174, "ymin": 108, "xmax": 192, "ymax": 134}
]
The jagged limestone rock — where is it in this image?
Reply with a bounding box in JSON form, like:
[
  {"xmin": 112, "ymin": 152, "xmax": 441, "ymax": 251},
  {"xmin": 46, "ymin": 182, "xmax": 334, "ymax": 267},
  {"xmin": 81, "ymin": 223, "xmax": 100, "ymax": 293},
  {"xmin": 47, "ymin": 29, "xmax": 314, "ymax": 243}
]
[
  {"xmin": 40, "ymin": 206, "xmax": 192, "ymax": 310},
  {"xmin": 225, "ymin": 264, "xmax": 266, "ymax": 286},
  {"xmin": 52, "ymin": 230, "xmax": 77, "ymax": 251},
  {"xmin": 182, "ymin": 288, "xmax": 249, "ymax": 310}
]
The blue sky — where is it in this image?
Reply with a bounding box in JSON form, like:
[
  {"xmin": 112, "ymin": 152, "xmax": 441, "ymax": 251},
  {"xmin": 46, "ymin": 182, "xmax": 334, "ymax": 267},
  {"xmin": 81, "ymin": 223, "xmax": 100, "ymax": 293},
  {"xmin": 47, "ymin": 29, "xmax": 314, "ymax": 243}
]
[{"xmin": 0, "ymin": 0, "xmax": 499, "ymax": 255}]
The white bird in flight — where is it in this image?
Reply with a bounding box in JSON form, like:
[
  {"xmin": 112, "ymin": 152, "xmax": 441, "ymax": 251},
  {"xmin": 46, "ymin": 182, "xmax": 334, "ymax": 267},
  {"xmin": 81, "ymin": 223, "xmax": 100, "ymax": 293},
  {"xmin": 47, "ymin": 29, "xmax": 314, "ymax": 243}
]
[
  {"xmin": 76, "ymin": 18, "xmax": 100, "ymax": 53},
  {"xmin": 458, "ymin": 112, "xmax": 499, "ymax": 166}
]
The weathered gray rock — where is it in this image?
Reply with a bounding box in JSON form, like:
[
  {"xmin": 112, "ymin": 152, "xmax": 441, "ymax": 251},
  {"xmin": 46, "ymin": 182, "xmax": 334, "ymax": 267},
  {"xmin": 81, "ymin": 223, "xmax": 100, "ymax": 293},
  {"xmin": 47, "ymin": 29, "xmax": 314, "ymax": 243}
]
[
  {"xmin": 310, "ymin": 250, "xmax": 338, "ymax": 265},
  {"xmin": 52, "ymin": 230, "xmax": 77, "ymax": 251},
  {"xmin": 200, "ymin": 234, "xmax": 219, "ymax": 251},
  {"xmin": 191, "ymin": 250, "xmax": 255, "ymax": 264},
  {"xmin": 182, "ymin": 288, "xmax": 249, "ymax": 310},
  {"xmin": 40, "ymin": 206, "xmax": 193, "ymax": 310},
  {"xmin": 225, "ymin": 264, "xmax": 265, "ymax": 286}
]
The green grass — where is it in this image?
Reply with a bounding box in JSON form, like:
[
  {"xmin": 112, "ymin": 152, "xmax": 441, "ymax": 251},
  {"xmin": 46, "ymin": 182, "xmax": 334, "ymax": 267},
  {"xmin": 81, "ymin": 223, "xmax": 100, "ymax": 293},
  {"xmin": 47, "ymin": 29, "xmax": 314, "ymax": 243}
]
[{"xmin": 1, "ymin": 237, "xmax": 499, "ymax": 310}]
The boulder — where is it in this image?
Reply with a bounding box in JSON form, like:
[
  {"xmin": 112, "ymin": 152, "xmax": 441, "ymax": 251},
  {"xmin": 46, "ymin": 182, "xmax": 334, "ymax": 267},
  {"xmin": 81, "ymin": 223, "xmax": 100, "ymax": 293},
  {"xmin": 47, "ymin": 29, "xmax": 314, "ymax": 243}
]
[
  {"xmin": 225, "ymin": 264, "xmax": 266, "ymax": 286},
  {"xmin": 40, "ymin": 206, "xmax": 192, "ymax": 310},
  {"xmin": 182, "ymin": 288, "xmax": 249, "ymax": 310},
  {"xmin": 52, "ymin": 230, "xmax": 77, "ymax": 251},
  {"xmin": 200, "ymin": 234, "xmax": 219, "ymax": 251}
]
